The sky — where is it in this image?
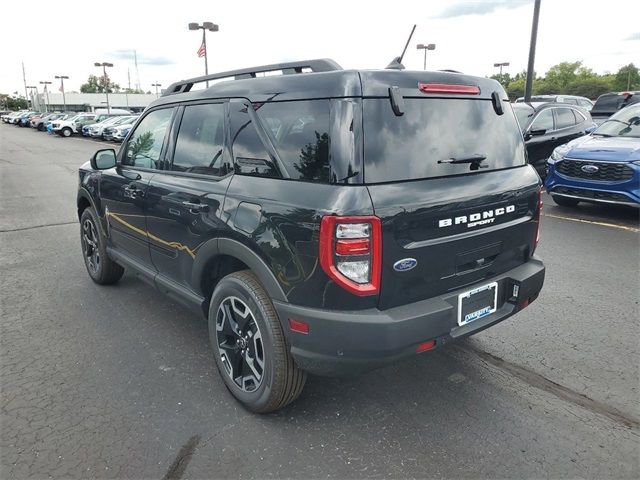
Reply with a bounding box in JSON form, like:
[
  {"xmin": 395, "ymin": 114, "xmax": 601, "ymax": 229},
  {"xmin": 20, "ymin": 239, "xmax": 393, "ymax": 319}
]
[{"xmin": 1, "ymin": 0, "xmax": 638, "ymax": 96}]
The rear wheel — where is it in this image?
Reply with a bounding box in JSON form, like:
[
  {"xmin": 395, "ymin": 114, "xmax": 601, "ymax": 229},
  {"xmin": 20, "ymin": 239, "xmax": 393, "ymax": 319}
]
[
  {"xmin": 551, "ymin": 195, "xmax": 579, "ymax": 207},
  {"xmin": 80, "ymin": 208, "xmax": 124, "ymax": 284},
  {"xmin": 209, "ymin": 271, "xmax": 306, "ymax": 413}
]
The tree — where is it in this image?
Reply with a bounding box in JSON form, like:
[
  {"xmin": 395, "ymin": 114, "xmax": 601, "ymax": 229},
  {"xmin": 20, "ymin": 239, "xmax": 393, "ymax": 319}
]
[
  {"xmin": 79, "ymin": 74, "xmax": 121, "ymax": 93},
  {"xmin": 565, "ymin": 77, "xmax": 613, "ymax": 99},
  {"xmin": 490, "ymin": 72, "xmax": 512, "ymax": 87},
  {"xmin": 0, "ymin": 93, "xmax": 28, "ymax": 110},
  {"xmin": 613, "ymin": 63, "xmax": 640, "ymax": 91},
  {"xmin": 543, "ymin": 61, "xmax": 582, "ymax": 91}
]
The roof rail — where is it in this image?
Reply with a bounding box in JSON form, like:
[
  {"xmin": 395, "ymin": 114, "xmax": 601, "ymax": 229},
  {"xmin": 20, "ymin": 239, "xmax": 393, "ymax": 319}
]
[{"xmin": 162, "ymin": 58, "xmax": 342, "ymax": 96}]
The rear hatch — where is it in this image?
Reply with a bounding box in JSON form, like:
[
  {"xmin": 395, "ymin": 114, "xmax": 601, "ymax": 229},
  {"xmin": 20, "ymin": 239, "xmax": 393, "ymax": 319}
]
[{"xmin": 360, "ymin": 73, "xmax": 540, "ymax": 310}]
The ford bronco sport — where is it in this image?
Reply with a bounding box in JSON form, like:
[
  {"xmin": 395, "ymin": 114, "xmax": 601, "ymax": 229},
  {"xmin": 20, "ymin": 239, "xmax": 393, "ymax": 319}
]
[{"xmin": 77, "ymin": 59, "xmax": 545, "ymax": 412}]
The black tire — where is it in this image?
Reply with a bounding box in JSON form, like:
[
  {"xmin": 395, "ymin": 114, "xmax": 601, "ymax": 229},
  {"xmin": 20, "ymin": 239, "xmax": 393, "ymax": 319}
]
[
  {"xmin": 551, "ymin": 195, "xmax": 580, "ymax": 207},
  {"xmin": 37, "ymin": 123, "xmax": 44, "ymax": 131},
  {"xmin": 79, "ymin": 208, "xmax": 124, "ymax": 285},
  {"xmin": 208, "ymin": 270, "xmax": 306, "ymax": 413},
  {"xmin": 61, "ymin": 127, "xmax": 72, "ymax": 137}
]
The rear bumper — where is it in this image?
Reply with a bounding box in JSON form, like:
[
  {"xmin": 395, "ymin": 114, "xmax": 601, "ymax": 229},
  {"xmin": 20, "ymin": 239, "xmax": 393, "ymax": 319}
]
[{"xmin": 274, "ymin": 257, "xmax": 545, "ymax": 376}]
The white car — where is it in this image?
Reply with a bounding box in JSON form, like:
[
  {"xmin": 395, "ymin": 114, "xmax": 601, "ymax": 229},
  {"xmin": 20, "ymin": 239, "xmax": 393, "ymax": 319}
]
[
  {"xmin": 110, "ymin": 120, "xmax": 138, "ymax": 142},
  {"xmin": 52, "ymin": 113, "xmax": 97, "ymax": 137},
  {"xmin": 87, "ymin": 116, "xmax": 127, "ymax": 139}
]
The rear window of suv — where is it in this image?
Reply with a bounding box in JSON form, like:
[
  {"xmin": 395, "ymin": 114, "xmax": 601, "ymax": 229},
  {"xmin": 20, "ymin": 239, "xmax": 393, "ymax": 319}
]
[{"xmin": 362, "ymin": 98, "xmax": 526, "ymax": 183}]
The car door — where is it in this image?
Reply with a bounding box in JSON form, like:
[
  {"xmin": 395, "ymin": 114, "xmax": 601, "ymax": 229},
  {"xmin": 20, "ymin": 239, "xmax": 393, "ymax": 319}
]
[
  {"xmin": 525, "ymin": 107, "xmax": 555, "ymax": 173},
  {"xmin": 145, "ymin": 101, "xmax": 232, "ymax": 291},
  {"xmin": 99, "ymin": 106, "xmax": 176, "ymax": 267},
  {"xmin": 553, "ymin": 106, "xmax": 584, "ymax": 147}
]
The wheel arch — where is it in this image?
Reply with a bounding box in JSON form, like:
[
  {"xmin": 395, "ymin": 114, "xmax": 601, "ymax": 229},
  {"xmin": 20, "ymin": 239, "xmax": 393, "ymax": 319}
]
[{"xmin": 193, "ymin": 238, "xmax": 288, "ymax": 310}]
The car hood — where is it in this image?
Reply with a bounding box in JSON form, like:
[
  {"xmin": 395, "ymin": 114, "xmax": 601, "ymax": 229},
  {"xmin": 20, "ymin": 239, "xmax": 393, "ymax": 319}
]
[{"xmin": 565, "ymin": 135, "xmax": 640, "ymax": 162}]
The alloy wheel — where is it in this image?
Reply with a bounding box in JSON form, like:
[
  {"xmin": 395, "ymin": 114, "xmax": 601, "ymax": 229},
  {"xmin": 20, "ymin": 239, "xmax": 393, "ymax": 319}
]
[
  {"xmin": 82, "ymin": 219, "xmax": 100, "ymax": 274},
  {"xmin": 216, "ymin": 296, "xmax": 265, "ymax": 392}
]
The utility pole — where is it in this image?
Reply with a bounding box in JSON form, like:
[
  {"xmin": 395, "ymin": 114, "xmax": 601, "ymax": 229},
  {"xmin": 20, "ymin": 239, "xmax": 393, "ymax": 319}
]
[
  {"xmin": 55, "ymin": 75, "xmax": 69, "ymax": 112},
  {"xmin": 524, "ymin": 0, "xmax": 541, "ymax": 102},
  {"xmin": 22, "ymin": 62, "xmax": 29, "ymax": 108}
]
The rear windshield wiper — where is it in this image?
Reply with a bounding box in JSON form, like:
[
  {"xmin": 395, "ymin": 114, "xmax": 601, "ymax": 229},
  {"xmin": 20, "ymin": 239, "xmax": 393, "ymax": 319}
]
[{"xmin": 438, "ymin": 154, "xmax": 487, "ymax": 165}]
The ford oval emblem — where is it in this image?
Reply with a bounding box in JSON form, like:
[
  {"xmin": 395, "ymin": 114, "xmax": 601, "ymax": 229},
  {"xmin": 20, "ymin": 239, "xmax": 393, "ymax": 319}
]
[
  {"xmin": 394, "ymin": 258, "xmax": 418, "ymax": 272},
  {"xmin": 581, "ymin": 164, "xmax": 599, "ymax": 174}
]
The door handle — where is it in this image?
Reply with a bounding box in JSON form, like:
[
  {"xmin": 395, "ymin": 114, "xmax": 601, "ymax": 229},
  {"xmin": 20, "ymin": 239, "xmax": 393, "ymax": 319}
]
[
  {"xmin": 123, "ymin": 185, "xmax": 144, "ymax": 198},
  {"xmin": 182, "ymin": 201, "xmax": 209, "ymax": 213},
  {"xmin": 550, "ymin": 137, "xmax": 557, "ymax": 141}
]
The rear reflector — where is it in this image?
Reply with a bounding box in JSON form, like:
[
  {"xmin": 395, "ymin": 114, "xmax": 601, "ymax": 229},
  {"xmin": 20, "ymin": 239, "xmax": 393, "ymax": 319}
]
[
  {"xmin": 416, "ymin": 340, "xmax": 436, "ymax": 353},
  {"xmin": 288, "ymin": 319, "xmax": 309, "ymax": 334},
  {"xmin": 419, "ymin": 83, "xmax": 480, "ymax": 95},
  {"xmin": 518, "ymin": 299, "xmax": 530, "ymax": 310},
  {"xmin": 335, "ymin": 238, "xmax": 370, "ymax": 255}
]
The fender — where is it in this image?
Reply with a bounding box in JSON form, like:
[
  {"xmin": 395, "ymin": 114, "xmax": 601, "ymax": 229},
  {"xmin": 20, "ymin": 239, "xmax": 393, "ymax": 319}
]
[
  {"xmin": 77, "ymin": 187, "xmax": 107, "ymax": 238},
  {"xmin": 191, "ymin": 237, "xmax": 288, "ymax": 303}
]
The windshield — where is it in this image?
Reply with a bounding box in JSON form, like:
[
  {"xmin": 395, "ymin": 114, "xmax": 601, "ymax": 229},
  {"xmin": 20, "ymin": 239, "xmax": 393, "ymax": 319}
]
[
  {"xmin": 363, "ymin": 98, "xmax": 526, "ymax": 183},
  {"xmin": 593, "ymin": 105, "xmax": 640, "ymax": 138}
]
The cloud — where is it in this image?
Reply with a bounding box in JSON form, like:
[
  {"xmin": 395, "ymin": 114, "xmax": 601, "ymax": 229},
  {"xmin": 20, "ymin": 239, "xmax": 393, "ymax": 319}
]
[
  {"xmin": 624, "ymin": 32, "xmax": 640, "ymax": 41},
  {"xmin": 432, "ymin": 0, "xmax": 530, "ymax": 19},
  {"xmin": 110, "ymin": 49, "xmax": 175, "ymax": 65}
]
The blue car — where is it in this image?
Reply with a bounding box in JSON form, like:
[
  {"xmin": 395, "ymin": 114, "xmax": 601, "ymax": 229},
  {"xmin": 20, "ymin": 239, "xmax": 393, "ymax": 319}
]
[{"xmin": 545, "ymin": 103, "xmax": 640, "ymax": 207}]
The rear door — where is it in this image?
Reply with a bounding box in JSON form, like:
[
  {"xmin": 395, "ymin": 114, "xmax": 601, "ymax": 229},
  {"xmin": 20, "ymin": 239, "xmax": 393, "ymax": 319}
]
[
  {"xmin": 145, "ymin": 101, "xmax": 231, "ymax": 291},
  {"xmin": 362, "ymin": 96, "xmax": 540, "ymax": 310}
]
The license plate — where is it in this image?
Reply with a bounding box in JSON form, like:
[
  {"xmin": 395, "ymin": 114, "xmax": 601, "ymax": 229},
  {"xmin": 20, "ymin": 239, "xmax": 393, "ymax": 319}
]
[{"xmin": 457, "ymin": 282, "xmax": 498, "ymax": 326}]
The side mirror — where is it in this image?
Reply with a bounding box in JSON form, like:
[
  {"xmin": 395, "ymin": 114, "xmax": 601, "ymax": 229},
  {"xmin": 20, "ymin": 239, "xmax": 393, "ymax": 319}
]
[{"xmin": 90, "ymin": 149, "xmax": 117, "ymax": 170}]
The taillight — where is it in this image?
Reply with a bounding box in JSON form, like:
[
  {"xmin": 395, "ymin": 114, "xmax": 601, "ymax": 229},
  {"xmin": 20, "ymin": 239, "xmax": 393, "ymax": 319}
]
[
  {"xmin": 418, "ymin": 83, "xmax": 480, "ymax": 95},
  {"xmin": 533, "ymin": 187, "xmax": 543, "ymax": 252},
  {"xmin": 319, "ymin": 216, "xmax": 382, "ymax": 296}
]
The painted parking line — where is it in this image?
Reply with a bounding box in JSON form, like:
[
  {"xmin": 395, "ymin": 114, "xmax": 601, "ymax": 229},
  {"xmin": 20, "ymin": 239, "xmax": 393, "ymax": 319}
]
[{"xmin": 543, "ymin": 213, "xmax": 639, "ymax": 233}]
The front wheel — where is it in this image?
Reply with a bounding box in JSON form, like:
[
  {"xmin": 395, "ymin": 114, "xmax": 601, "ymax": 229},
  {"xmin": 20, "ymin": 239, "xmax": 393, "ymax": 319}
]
[
  {"xmin": 80, "ymin": 208, "xmax": 124, "ymax": 284},
  {"xmin": 61, "ymin": 127, "xmax": 72, "ymax": 137},
  {"xmin": 209, "ymin": 271, "xmax": 306, "ymax": 413},
  {"xmin": 551, "ymin": 195, "xmax": 580, "ymax": 207}
]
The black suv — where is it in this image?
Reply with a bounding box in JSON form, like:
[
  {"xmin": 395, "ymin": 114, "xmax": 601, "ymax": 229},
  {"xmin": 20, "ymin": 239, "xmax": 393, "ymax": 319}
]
[{"xmin": 77, "ymin": 59, "xmax": 545, "ymax": 412}]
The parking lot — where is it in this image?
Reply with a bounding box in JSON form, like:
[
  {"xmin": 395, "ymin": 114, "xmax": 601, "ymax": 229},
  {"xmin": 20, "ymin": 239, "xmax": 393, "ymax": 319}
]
[{"xmin": 1, "ymin": 124, "xmax": 639, "ymax": 478}]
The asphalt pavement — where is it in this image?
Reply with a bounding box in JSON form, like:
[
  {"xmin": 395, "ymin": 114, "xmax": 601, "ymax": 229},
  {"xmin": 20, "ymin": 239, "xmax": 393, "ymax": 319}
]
[{"xmin": 1, "ymin": 124, "xmax": 639, "ymax": 479}]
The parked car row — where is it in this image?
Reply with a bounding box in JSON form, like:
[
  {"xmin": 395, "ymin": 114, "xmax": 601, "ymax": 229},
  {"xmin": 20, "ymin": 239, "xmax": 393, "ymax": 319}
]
[{"xmin": 1, "ymin": 108, "xmax": 137, "ymax": 142}]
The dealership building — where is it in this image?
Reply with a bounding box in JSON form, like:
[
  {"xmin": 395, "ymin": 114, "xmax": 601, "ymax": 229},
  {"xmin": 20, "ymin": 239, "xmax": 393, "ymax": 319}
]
[{"xmin": 29, "ymin": 92, "xmax": 157, "ymax": 113}]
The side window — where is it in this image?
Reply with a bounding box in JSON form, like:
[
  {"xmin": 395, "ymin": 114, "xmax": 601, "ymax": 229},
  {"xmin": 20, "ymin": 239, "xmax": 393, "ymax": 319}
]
[
  {"xmin": 172, "ymin": 103, "xmax": 227, "ymax": 176},
  {"xmin": 530, "ymin": 109, "xmax": 554, "ymax": 131},
  {"xmin": 564, "ymin": 98, "xmax": 578, "ymax": 105},
  {"xmin": 230, "ymin": 103, "xmax": 278, "ymax": 178},
  {"xmin": 573, "ymin": 109, "xmax": 586, "ymax": 124},
  {"xmin": 123, "ymin": 108, "xmax": 174, "ymax": 169},
  {"xmin": 555, "ymin": 108, "xmax": 576, "ymax": 129},
  {"xmin": 256, "ymin": 100, "xmax": 331, "ymax": 183},
  {"xmin": 578, "ymin": 99, "xmax": 592, "ymax": 109}
]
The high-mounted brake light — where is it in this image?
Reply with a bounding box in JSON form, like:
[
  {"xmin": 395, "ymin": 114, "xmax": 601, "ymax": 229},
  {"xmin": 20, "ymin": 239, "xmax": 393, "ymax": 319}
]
[
  {"xmin": 319, "ymin": 216, "xmax": 382, "ymax": 296},
  {"xmin": 419, "ymin": 83, "xmax": 480, "ymax": 95}
]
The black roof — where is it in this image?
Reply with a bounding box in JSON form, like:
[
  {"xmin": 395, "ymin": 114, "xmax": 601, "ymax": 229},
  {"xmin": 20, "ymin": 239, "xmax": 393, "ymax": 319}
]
[{"xmin": 149, "ymin": 58, "xmax": 506, "ymax": 109}]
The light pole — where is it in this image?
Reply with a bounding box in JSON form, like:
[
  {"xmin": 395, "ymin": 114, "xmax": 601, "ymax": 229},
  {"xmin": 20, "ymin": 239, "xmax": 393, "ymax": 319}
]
[
  {"xmin": 55, "ymin": 75, "xmax": 69, "ymax": 112},
  {"xmin": 151, "ymin": 82, "xmax": 162, "ymax": 98},
  {"xmin": 94, "ymin": 62, "xmax": 114, "ymax": 113},
  {"xmin": 493, "ymin": 62, "xmax": 510, "ymax": 76},
  {"xmin": 416, "ymin": 43, "xmax": 436, "ymax": 70},
  {"xmin": 39, "ymin": 81, "xmax": 52, "ymax": 112},
  {"xmin": 188, "ymin": 21, "xmax": 219, "ymax": 85},
  {"xmin": 26, "ymin": 85, "xmax": 38, "ymax": 110},
  {"xmin": 524, "ymin": 0, "xmax": 541, "ymax": 102}
]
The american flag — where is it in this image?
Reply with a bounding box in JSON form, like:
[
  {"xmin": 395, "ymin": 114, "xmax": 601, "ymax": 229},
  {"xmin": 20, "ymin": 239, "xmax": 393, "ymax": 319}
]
[{"xmin": 197, "ymin": 42, "xmax": 206, "ymax": 58}]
